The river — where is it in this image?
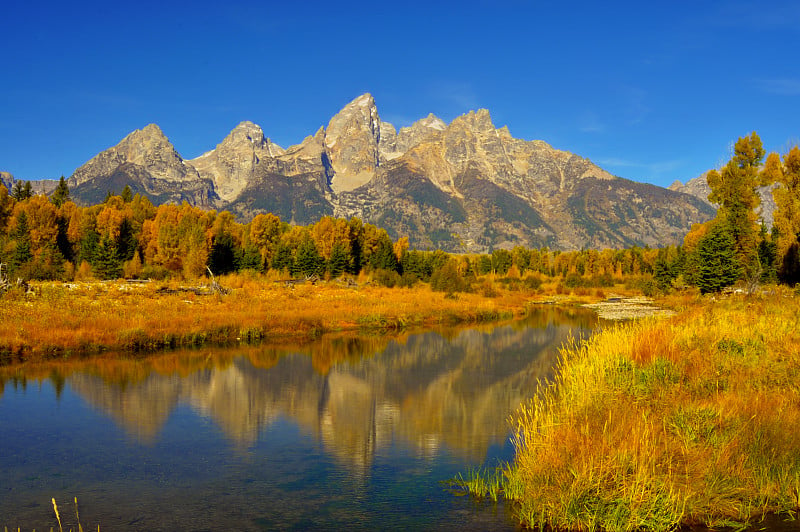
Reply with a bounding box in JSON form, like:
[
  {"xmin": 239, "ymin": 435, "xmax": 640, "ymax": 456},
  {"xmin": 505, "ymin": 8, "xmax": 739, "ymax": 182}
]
[{"xmin": 0, "ymin": 306, "xmax": 598, "ymax": 530}]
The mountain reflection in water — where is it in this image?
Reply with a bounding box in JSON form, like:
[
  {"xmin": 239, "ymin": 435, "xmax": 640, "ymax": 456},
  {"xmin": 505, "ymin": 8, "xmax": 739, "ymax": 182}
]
[
  {"xmin": 67, "ymin": 309, "xmax": 593, "ymax": 467},
  {"xmin": 0, "ymin": 306, "xmax": 598, "ymax": 530}
]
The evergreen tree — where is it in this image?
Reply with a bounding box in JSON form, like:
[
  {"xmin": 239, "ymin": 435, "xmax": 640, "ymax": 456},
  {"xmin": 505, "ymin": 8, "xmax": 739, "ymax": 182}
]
[
  {"xmin": 780, "ymin": 243, "xmax": 800, "ymax": 286},
  {"xmin": 208, "ymin": 232, "xmax": 241, "ymax": 275},
  {"xmin": 121, "ymin": 185, "xmax": 133, "ymax": 203},
  {"xmin": 117, "ymin": 218, "xmax": 138, "ymax": 263},
  {"xmin": 757, "ymin": 223, "xmax": 778, "ymax": 283},
  {"xmin": 79, "ymin": 229, "xmax": 100, "ymax": 266},
  {"xmin": 368, "ymin": 233, "xmax": 400, "ymax": 272},
  {"xmin": 270, "ymin": 242, "xmax": 295, "ymax": 274},
  {"xmin": 12, "ymin": 180, "xmax": 33, "ymax": 201},
  {"xmin": 653, "ymin": 252, "xmax": 675, "ymax": 292},
  {"xmin": 11, "ymin": 211, "xmax": 33, "ymax": 273},
  {"xmin": 50, "ymin": 176, "xmax": 70, "ymax": 207},
  {"xmin": 240, "ymin": 245, "xmax": 264, "ymax": 272},
  {"xmin": 327, "ymin": 242, "xmax": 349, "ymax": 278},
  {"xmin": 93, "ymin": 236, "xmax": 122, "ymax": 279},
  {"xmin": 695, "ymin": 224, "xmax": 741, "ymax": 294},
  {"xmin": 295, "ymin": 236, "xmax": 324, "ymax": 276}
]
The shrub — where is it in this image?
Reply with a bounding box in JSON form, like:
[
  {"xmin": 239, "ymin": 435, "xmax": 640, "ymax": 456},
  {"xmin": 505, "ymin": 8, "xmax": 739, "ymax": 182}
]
[
  {"xmin": 141, "ymin": 264, "xmax": 171, "ymax": 280},
  {"xmin": 523, "ymin": 274, "xmax": 542, "ymax": 290},
  {"xmin": 430, "ymin": 260, "xmax": 469, "ymax": 294},
  {"xmin": 372, "ymin": 268, "xmax": 401, "ymax": 288}
]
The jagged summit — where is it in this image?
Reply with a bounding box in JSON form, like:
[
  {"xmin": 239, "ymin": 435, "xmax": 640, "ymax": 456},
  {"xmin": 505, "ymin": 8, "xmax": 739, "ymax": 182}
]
[
  {"xmin": 224, "ymin": 121, "xmax": 265, "ymax": 147},
  {"xmin": 324, "ymin": 93, "xmax": 382, "ymax": 193},
  {"xmin": 66, "ymin": 93, "xmax": 715, "ymax": 251},
  {"xmin": 190, "ymin": 121, "xmax": 287, "ymax": 203},
  {"xmin": 70, "ymin": 123, "xmax": 199, "ymax": 188}
]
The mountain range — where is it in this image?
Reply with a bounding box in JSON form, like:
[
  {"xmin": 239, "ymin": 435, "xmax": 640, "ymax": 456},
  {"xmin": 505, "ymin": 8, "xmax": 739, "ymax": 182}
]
[{"xmin": 7, "ymin": 94, "xmax": 717, "ymax": 251}]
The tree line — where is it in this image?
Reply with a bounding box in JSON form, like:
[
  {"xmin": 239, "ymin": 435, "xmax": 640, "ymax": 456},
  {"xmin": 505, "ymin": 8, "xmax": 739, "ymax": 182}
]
[{"xmin": 0, "ymin": 132, "xmax": 797, "ymax": 293}]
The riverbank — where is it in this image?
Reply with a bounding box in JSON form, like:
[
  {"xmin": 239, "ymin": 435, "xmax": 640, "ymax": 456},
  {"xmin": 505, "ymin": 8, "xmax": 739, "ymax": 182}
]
[
  {"xmin": 482, "ymin": 288, "xmax": 800, "ymax": 530},
  {"xmin": 0, "ymin": 275, "xmax": 605, "ymax": 364}
]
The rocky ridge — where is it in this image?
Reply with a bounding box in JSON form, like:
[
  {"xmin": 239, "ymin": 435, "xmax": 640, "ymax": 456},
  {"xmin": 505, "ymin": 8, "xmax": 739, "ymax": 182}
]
[
  {"xmin": 669, "ymin": 173, "xmax": 777, "ymax": 226},
  {"xmin": 66, "ymin": 93, "xmax": 716, "ymax": 251}
]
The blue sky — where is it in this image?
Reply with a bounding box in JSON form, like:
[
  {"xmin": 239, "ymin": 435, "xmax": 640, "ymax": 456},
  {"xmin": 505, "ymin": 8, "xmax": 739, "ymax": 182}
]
[{"xmin": 2, "ymin": 0, "xmax": 798, "ymax": 188}]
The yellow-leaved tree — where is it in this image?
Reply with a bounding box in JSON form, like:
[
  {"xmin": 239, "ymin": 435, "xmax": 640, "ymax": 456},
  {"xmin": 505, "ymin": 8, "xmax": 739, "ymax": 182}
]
[{"xmin": 763, "ymin": 146, "xmax": 800, "ymax": 284}]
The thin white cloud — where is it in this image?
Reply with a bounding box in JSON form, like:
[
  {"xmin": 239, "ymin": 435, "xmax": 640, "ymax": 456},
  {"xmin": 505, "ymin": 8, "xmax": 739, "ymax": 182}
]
[
  {"xmin": 427, "ymin": 82, "xmax": 480, "ymax": 111},
  {"xmin": 597, "ymin": 157, "xmax": 684, "ymax": 177},
  {"xmin": 578, "ymin": 112, "xmax": 605, "ymax": 133},
  {"xmin": 756, "ymin": 78, "xmax": 800, "ymax": 96},
  {"xmin": 621, "ymin": 86, "xmax": 650, "ymax": 125},
  {"xmin": 709, "ymin": 1, "xmax": 800, "ymax": 31}
]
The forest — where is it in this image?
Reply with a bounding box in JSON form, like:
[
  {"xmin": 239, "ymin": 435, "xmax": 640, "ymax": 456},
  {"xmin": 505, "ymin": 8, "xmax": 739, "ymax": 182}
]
[{"xmin": 0, "ymin": 132, "xmax": 798, "ymax": 294}]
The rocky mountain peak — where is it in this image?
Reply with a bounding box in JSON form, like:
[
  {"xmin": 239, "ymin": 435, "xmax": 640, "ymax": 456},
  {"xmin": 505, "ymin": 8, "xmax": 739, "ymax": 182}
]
[
  {"xmin": 384, "ymin": 113, "xmax": 449, "ymax": 159},
  {"xmin": 63, "ymin": 93, "xmax": 716, "ymax": 252},
  {"xmin": 418, "ymin": 113, "xmax": 447, "ymax": 131},
  {"xmin": 450, "ymin": 109, "xmax": 495, "ymax": 133},
  {"xmin": 222, "ymin": 121, "xmax": 266, "ymax": 148},
  {"xmin": 121, "ymin": 123, "xmax": 171, "ymax": 148},
  {"xmin": 70, "ymin": 123, "xmax": 197, "ymax": 189},
  {"xmin": 190, "ymin": 121, "xmax": 286, "ymax": 203},
  {"xmin": 0, "ymin": 171, "xmax": 14, "ymax": 190},
  {"xmin": 324, "ymin": 93, "xmax": 382, "ymax": 193}
]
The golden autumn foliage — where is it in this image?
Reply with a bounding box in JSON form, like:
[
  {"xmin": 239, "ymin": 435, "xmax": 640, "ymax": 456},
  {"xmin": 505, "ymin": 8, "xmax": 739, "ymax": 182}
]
[
  {"xmin": 502, "ymin": 290, "xmax": 800, "ymax": 530},
  {"xmin": 0, "ymin": 277, "xmax": 542, "ymax": 363},
  {"xmin": 11, "ymin": 195, "xmax": 59, "ymax": 255},
  {"xmin": 765, "ymin": 146, "xmax": 800, "ymax": 282}
]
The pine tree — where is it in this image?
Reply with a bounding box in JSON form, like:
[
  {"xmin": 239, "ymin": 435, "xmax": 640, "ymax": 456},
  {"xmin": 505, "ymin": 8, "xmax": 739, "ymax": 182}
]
[
  {"xmin": 208, "ymin": 232, "xmax": 240, "ymax": 275},
  {"xmin": 240, "ymin": 245, "xmax": 264, "ymax": 272},
  {"xmin": 12, "ymin": 180, "xmax": 32, "ymax": 201},
  {"xmin": 50, "ymin": 176, "xmax": 70, "ymax": 207},
  {"xmin": 368, "ymin": 233, "xmax": 399, "ymax": 272},
  {"xmin": 11, "ymin": 211, "xmax": 33, "ymax": 273},
  {"xmin": 93, "ymin": 236, "xmax": 122, "ymax": 279},
  {"xmin": 695, "ymin": 223, "xmax": 741, "ymax": 294},
  {"xmin": 270, "ymin": 242, "xmax": 295, "ymax": 274},
  {"xmin": 295, "ymin": 236, "xmax": 324, "ymax": 277},
  {"xmin": 327, "ymin": 242, "xmax": 349, "ymax": 278}
]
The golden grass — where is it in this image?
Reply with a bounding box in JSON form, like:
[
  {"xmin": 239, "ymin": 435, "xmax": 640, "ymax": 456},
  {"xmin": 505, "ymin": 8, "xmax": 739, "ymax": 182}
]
[
  {"xmin": 0, "ymin": 275, "xmax": 563, "ymax": 363},
  {"xmin": 500, "ymin": 288, "xmax": 800, "ymax": 530}
]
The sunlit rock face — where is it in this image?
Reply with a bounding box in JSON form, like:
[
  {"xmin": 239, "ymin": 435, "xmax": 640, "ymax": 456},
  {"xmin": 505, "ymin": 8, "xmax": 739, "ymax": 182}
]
[
  {"xmin": 324, "ymin": 93, "xmax": 382, "ymax": 193},
  {"xmin": 190, "ymin": 121, "xmax": 285, "ymax": 204},
  {"xmin": 67, "ymin": 94, "xmax": 715, "ymax": 250},
  {"xmin": 69, "ymin": 124, "xmax": 218, "ymax": 207}
]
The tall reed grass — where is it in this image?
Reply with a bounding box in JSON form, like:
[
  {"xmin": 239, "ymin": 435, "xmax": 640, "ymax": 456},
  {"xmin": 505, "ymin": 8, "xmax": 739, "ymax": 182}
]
[{"xmin": 460, "ymin": 289, "xmax": 800, "ymax": 530}]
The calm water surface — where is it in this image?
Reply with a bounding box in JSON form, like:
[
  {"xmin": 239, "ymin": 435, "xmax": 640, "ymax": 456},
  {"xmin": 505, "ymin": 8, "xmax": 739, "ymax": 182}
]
[{"xmin": 0, "ymin": 307, "xmax": 598, "ymax": 530}]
